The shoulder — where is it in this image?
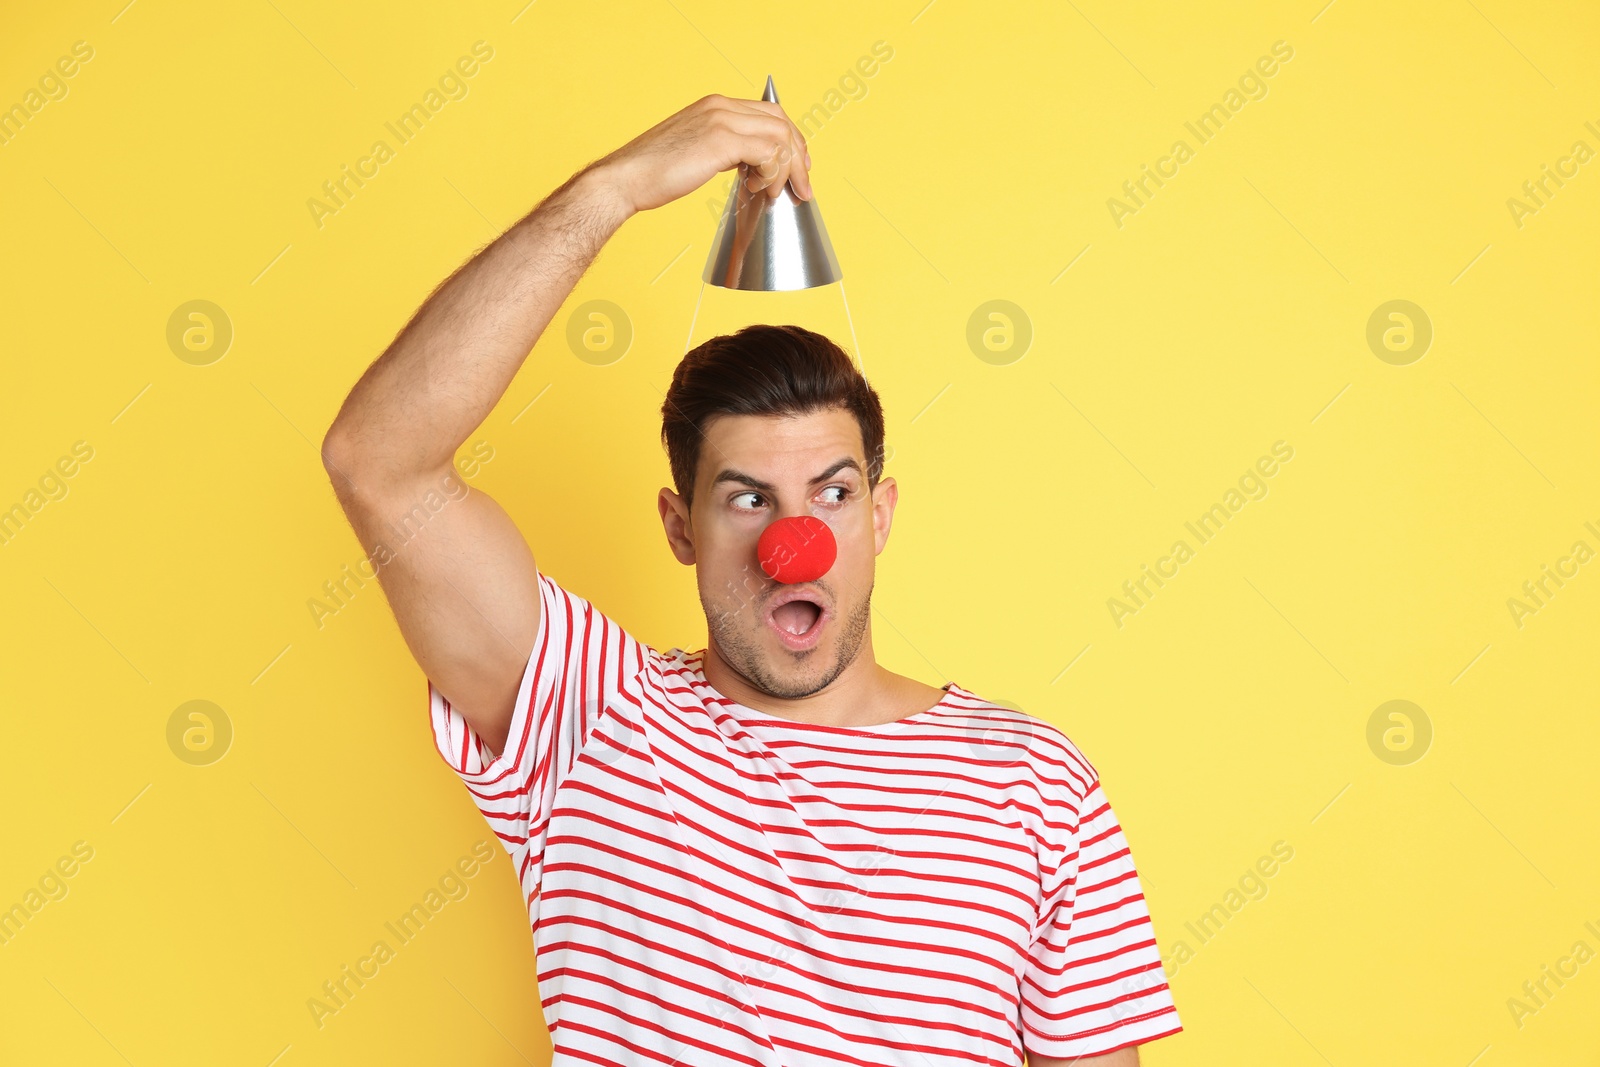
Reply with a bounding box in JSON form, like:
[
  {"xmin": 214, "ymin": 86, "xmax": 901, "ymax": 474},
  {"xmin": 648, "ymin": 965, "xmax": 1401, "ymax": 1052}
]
[
  {"xmin": 535, "ymin": 569, "xmax": 665, "ymax": 661},
  {"xmin": 934, "ymin": 683, "xmax": 1102, "ymax": 804}
]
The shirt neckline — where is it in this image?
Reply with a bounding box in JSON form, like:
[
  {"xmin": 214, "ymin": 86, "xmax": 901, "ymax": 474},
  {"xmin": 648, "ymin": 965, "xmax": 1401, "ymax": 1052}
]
[{"xmin": 672, "ymin": 649, "xmax": 962, "ymax": 734}]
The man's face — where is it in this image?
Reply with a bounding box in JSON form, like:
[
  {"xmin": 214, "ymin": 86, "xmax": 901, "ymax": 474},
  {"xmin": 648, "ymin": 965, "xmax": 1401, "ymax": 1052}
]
[{"xmin": 658, "ymin": 407, "xmax": 897, "ymax": 700}]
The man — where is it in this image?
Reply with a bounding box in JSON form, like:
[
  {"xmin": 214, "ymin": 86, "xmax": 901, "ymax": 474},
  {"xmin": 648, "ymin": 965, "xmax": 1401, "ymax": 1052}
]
[{"xmin": 322, "ymin": 92, "xmax": 1181, "ymax": 1066}]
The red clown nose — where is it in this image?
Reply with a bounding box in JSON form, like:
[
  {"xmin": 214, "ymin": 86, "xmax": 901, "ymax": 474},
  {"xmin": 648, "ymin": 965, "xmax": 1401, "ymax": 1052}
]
[{"xmin": 757, "ymin": 516, "xmax": 837, "ymax": 584}]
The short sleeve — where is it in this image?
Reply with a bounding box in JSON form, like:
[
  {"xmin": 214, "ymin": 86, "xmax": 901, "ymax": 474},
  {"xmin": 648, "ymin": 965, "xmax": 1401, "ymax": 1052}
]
[
  {"xmin": 427, "ymin": 570, "xmax": 648, "ymax": 871},
  {"xmin": 1021, "ymin": 777, "xmax": 1182, "ymax": 1058}
]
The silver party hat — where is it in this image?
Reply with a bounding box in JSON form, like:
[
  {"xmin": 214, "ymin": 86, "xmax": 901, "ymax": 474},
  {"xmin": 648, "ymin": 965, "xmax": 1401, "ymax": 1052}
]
[{"xmin": 703, "ymin": 76, "xmax": 843, "ymax": 291}]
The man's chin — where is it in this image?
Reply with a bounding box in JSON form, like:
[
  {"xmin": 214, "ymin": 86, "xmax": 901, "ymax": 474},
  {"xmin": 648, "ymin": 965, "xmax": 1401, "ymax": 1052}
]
[
  {"xmin": 746, "ymin": 645, "xmax": 831, "ymax": 697},
  {"xmin": 712, "ymin": 625, "xmax": 834, "ymax": 697},
  {"xmin": 704, "ymin": 590, "xmax": 869, "ymax": 701}
]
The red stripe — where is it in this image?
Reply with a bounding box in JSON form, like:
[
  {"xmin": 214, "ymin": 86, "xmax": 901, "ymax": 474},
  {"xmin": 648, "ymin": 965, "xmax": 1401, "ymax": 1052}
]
[
  {"xmin": 644, "ymin": 692, "xmax": 1074, "ymax": 838},
  {"xmin": 544, "ymin": 941, "xmax": 1014, "ymax": 1053},
  {"xmin": 1025, "ymin": 958, "xmax": 1172, "ymax": 1016},
  {"xmin": 544, "ymin": 816, "xmax": 1029, "ymax": 959},
  {"xmin": 542, "ymin": 862, "xmax": 1021, "ymax": 989},
  {"xmin": 540, "ymin": 913, "xmax": 1015, "ymax": 1026},
  {"xmin": 1028, "ymin": 1004, "xmax": 1181, "ymax": 1046}
]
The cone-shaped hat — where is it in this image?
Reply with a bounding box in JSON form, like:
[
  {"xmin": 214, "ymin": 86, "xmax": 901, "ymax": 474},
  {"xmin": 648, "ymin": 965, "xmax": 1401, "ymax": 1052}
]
[{"xmin": 703, "ymin": 76, "xmax": 843, "ymax": 291}]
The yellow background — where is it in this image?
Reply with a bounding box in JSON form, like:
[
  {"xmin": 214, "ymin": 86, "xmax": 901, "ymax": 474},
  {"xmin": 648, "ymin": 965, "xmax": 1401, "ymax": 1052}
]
[{"xmin": 2, "ymin": 0, "xmax": 1597, "ymax": 1063}]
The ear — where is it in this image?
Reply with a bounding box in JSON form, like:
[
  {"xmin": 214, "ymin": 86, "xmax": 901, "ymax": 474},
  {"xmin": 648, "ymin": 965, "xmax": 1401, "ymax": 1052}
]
[
  {"xmin": 870, "ymin": 476, "xmax": 898, "ymax": 556},
  {"xmin": 658, "ymin": 487, "xmax": 696, "ymax": 565}
]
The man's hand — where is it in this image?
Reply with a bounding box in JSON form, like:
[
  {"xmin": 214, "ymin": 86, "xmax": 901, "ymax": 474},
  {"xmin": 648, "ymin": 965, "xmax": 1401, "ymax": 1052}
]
[{"xmin": 590, "ymin": 93, "xmax": 813, "ymax": 214}]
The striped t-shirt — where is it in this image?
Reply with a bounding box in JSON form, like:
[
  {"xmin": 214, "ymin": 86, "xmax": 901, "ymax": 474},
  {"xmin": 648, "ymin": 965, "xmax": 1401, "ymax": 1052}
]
[{"xmin": 429, "ymin": 571, "xmax": 1181, "ymax": 1065}]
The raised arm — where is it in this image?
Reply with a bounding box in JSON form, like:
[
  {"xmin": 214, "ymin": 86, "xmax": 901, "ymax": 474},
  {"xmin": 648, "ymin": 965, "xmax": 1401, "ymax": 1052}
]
[{"xmin": 321, "ymin": 93, "xmax": 812, "ymax": 757}]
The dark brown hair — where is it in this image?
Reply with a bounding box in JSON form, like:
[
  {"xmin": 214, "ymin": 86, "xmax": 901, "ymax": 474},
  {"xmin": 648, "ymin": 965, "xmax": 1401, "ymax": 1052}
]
[{"xmin": 660, "ymin": 324, "xmax": 885, "ymax": 511}]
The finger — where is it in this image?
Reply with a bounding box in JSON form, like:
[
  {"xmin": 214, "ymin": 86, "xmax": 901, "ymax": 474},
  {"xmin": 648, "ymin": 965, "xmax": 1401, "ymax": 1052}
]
[
  {"xmin": 780, "ymin": 113, "xmax": 810, "ymax": 200},
  {"xmin": 721, "ymin": 101, "xmax": 811, "ymax": 199},
  {"xmin": 786, "ymin": 119, "xmax": 812, "ymax": 200},
  {"xmin": 751, "ymin": 130, "xmax": 804, "ymax": 199},
  {"xmin": 709, "ymin": 110, "xmax": 792, "ymax": 162},
  {"xmin": 745, "ymin": 143, "xmax": 783, "ymax": 194},
  {"xmin": 710, "ymin": 111, "xmax": 804, "ymax": 194}
]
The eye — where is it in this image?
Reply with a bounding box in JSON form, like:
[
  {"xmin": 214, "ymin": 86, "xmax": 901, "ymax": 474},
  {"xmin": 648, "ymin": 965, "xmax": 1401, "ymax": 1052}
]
[
  {"xmin": 730, "ymin": 491, "xmax": 765, "ymax": 512},
  {"xmin": 818, "ymin": 485, "xmax": 849, "ymax": 505}
]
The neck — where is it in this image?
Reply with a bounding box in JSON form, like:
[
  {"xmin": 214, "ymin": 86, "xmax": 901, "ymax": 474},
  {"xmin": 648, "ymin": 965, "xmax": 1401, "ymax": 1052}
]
[{"xmin": 699, "ymin": 631, "xmax": 902, "ymax": 728}]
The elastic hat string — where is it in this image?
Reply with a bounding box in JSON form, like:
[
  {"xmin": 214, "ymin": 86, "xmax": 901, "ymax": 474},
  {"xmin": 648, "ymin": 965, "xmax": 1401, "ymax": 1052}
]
[{"xmin": 681, "ymin": 277, "xmax": 868, "ymax": 386}]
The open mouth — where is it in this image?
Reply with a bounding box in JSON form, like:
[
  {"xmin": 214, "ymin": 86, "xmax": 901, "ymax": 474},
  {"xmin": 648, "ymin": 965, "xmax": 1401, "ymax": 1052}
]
[{"xmin": 765, "ymin": 591, "xmax": 828, "ymax": 651}]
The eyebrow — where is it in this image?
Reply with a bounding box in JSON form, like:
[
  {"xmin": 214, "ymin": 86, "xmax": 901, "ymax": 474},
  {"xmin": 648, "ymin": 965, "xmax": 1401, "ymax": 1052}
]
[{"xmin": 711, "ymin": 456, "xmax": 863, "ymax": 494}]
